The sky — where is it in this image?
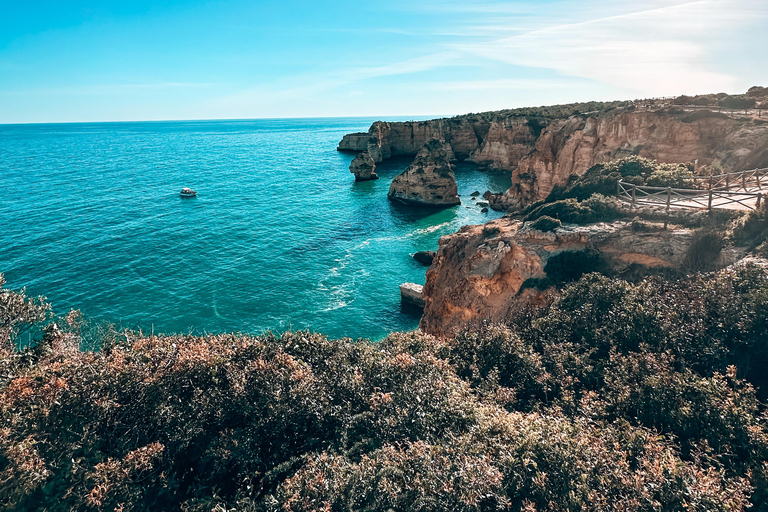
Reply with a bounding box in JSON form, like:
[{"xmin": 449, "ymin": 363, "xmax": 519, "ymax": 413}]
[{"xmin": 0, "ymin": 0, "xmax": 766, "ymax": 123}]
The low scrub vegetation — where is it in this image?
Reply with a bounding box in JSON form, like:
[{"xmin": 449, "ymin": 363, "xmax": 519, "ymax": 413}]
[
  {"xmin": 2, "ymin": 264, "xmax": 768, "ymax": 511},
  {"xmin": 524, "ymin": 194, "xmax": 623, "ymax": 225},
  {"xmin": 528, "ymin": 215, "xmax": 561, "ymax": 232},
  {"xmin": 546, "ymin": 156, "xmax": 697, "ymax": 203},
  {"xmin": 732, "ymin": 204, "xmax": 768, "ymax": 255}
]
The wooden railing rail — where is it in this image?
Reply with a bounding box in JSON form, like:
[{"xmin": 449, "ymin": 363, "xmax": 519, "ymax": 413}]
[{"xmin": 617, "ymin": 167, "xmax": 768, "ymax": 212}]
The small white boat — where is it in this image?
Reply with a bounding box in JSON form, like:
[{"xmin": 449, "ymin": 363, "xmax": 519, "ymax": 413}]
[{"xmin": 180, "ymin": 187, "xmax": 197, "ymax": 197}]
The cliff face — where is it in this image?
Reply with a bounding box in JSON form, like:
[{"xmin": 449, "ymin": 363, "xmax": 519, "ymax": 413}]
[
  {"xmin": 419, "ymin": 218, "xmax": 742, "ymax": 337},
  {"xmin": 501, "ymin": 112, "xmax": 768, "ymax": 209},
  {"xmin": 468, "ymin": 117, "xmax": 539, "ymax": 171},
  {"xmin": 388, "ymin": 140, "xmax": 460, "ymax": 206},
  {"xmin": 342, "ymin": 109, "xmax": 768, "ymax": 210},
  {"xmin": 337, "ymin": 132, "xmax": 370, "ymax": 152}
]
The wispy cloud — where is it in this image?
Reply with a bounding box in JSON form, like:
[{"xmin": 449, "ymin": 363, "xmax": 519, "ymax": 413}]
[{"xmin": 453, "ymin": 0, "xmax": 767, "ymax": 95}]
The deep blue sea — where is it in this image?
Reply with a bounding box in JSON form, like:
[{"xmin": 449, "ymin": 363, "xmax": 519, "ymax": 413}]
[{"xmin": 0, "ymin": 118, "xmax": 509, "ymax": 340}]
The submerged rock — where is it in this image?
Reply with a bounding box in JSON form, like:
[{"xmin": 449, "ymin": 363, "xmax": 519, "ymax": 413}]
[
  {"xmin": 388, "ymin": 139, "xmax": 460, "ymax": 206},
  {"xmin": 412, "ymin": 250, "xmax": 436, "ymax": 266},
  {"xmin": 350, "ymin": 152, "xmax": 378, "ymax": 181}
]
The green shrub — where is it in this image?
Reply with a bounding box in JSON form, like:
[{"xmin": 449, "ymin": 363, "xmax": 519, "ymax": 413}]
[
  {"xmin": 529, "ymin": 215, "xmax": 561, "ymax": 232},
  {"xmin": 0, "ymin": 274, "xmax": 51, "ymax": 351},
  {"xmin": 732, "ymin": 205, "xmax": 768, "ymax": 252},
  {"xmin": 683, "ymin": 229, "xmax": 725, "ymax": 272},
  {"xmin": 4, "ymin": 265, "xmax": 768, "ymax": 511},
  {"xmin": 645, "ymin": 164, "xmax": 695, "ymax": 188},
  {"xmin": 545, "ymin": 156, "xmax": 698, "ymax": 203},
  {"xmin": 719, "ymin": 96, "xmax": 757, "ymax": 109},
  {"xmin": 544, "ymin": 251, "xmax": 608, "ymax": 284},
  {"xmin": 524, "ymin": 194, "xmax": 622, "ymax": 224}
]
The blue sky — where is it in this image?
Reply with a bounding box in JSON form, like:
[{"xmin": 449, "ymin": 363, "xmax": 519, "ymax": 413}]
[{"xmin": 1, "ymin": 0, "xmax": 766, "ymax": 123}]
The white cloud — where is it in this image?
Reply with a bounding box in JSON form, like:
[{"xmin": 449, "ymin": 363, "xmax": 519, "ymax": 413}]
[{"xmin": 454, "ymin": 0, "xmax": 768, "ymax": 96}]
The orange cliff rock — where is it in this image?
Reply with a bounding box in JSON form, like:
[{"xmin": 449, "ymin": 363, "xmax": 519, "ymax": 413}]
[
  {"xmin": 419, "ymin": 218, "xmax": 743, "ymax": 338},
  {"xmin": 499, "ymin": 111, "xmax": 768, "ymax": 209},
  {"xmin": 340, "ymin": 107, "xmax": 768, "ymax": 210}
]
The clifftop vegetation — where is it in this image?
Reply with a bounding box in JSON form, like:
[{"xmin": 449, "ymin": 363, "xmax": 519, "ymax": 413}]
[{"xmin": 2, "ymin": 263, "xmax": 768, "ymax": 512}]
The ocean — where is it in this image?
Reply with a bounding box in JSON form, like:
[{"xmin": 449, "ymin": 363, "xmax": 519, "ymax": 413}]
[{"xmin": 0, "ymin": 118, "xmax": 510, "ymax": 341}]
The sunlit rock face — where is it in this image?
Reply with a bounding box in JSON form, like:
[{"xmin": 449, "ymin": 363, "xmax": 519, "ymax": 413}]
[
  {"xmin": 500, "ymin": 112, "xmax": 768, "ymax": 210},
  {"xmin": 349, "ymin": 152, "xmax": 378, "ymax": 181},
  {"xmin": 387, "ymin": 139, "xmax": 461, "ymax": 206},
  {"xmin": 420, "ymin": 217, "xmax": 742, "ymax": 337}
]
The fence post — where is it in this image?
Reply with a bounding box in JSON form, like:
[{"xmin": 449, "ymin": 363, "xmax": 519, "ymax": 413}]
[
  {"xmin": 742, "ymin": 172, "xmax": 746, "ymax": 190},
  {"xmin": 758, "ymin": 193, "xmax": 763, "ymax": 210},
  {"xmin": 666, "ymin": 187, "xmax": 671, "ymax": 214},
  {"xmin": 708, "ymin": 189, "xmax": 713, "ymax": 210},
  {"xmin": 726, "ymin": 174, "xmax": 730, "ymax": 189}
]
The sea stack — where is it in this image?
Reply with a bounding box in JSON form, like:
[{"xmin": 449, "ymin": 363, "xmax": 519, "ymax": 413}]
[
  {"xmin": 349, "ymin": 151, "xmax": 378, "ymax": 181},
  {"xmin": 387, "ymin": 139, "xmax": 460, "ymax": 206}
]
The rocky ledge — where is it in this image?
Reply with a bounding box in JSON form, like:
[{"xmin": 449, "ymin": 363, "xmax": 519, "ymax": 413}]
[
  {"xmin": 420, "ymin": 217, "xmax": 742, "ymax": 337},
  {"xmin": 387, "ymin": 139, "xmax": 460, "ymax": 206}
]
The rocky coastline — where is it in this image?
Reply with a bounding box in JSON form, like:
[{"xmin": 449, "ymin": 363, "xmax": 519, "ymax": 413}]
[
  {"xmin": 344, "ymin": 89, "xmax": 768, "ymax": 337},
  {"xmin": 339, "ymin": 97, "xmax": 768, "ymax": 212}
]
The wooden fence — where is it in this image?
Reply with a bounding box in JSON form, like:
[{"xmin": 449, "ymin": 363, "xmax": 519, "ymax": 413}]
[
  {"xmin": 617, "ymin": 167, "xmax": 768, "ymax": 212},
  {"xmin": 633, "ymin": 103, "xmax": 765, "ymax": 118}
]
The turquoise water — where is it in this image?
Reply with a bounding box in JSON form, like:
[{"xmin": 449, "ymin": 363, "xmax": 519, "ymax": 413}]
[{"xmin": 0, "ymin": 118, "xmax": 509, "ymax": 340}]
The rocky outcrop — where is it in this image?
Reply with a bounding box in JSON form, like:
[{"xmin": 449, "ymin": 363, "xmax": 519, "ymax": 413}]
[
  {"xmin": 349, "ymin": 152, "xmax": 378, "ymax": 181},
  {"xmin": 413, "ymin": 251, "xmax": 436, "ymax": 266},
  {"xmin": 337, "ymin": 132, "xmax": 371, "ymax": 152},
  {"xmin": 419, "ymin": 217, "xmax": 742, "ymax": 337},
  {"xmin": 388, "ymin": 140, "xmax": 461, "ymax": 206},
  {"xmin": 341, "ymin": 106, "xmax": 768, "ymax": 210},
  {"xmin": 400, "ymin": 282, "xmax": 425, "ymax": 308}
]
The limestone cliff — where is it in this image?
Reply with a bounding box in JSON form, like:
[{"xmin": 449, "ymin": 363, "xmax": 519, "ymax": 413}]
[
  {"xmin": 419, "ymin": 217, "xmax": 742, "ymax": 337},
  {"xmin": 337, "ymin": 132, "xmax": 370, "ymax": 152},
  {"xmin": 387, "ymin": 139, "xmax": 460, "ymax": 206},
  {"xmin": 500, "ymin": 111, "xmax": 768, "ymax": 209},
  {"xmin": 341, "ymin": 105, "xmax": 768, "ymax": 210}
]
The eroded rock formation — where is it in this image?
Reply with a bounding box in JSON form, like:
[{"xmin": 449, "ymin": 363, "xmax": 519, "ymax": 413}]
[
  {"xmin": 341, "ymin": 106, "xmax": 768, "ymax": 210},
  {"xmin": 499, "ymin": 111, "xmax": 768, "ymax": 210},
  {"xmin": 387, "ymin": 140, "xmax": 460, "ymax": 206},
  {"xmin": 349, "ymin": 152, "xmax": 378, "ymax": 181},
  {"xmin": 419, "ymin": 217, "xmax": 742, "ymax": 337}
]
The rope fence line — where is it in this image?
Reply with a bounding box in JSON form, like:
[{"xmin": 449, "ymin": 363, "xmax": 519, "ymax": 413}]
[{"xmin": 616, "ymin": 167, "xmax": 768, "ymax": 213}]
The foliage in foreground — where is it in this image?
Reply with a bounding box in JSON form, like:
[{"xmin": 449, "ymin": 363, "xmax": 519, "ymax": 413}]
[{"xmin": 2, "ymin": 265, "xmax": 768, "ymax": 511}]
